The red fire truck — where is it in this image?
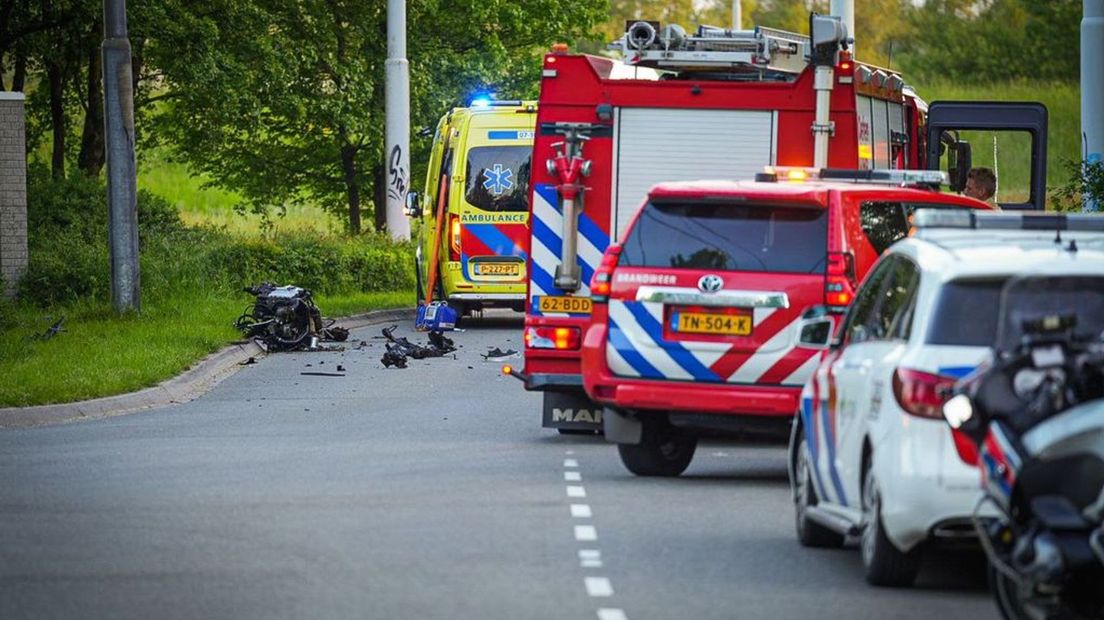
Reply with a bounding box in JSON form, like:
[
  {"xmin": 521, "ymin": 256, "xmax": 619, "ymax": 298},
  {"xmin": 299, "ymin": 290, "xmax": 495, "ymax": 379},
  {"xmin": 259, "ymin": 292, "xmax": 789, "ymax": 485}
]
[{"xmin": 509, "ymin": 15, "xmax": 1048, "ymax": 432}]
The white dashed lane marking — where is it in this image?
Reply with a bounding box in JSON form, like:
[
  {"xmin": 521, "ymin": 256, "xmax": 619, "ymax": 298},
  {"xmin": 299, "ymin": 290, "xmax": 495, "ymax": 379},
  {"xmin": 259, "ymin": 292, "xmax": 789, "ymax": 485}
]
[
  {"xmin": 570, "ymin": 503, "xmax": 592, "ymax": 518},
  {"xmin": 564, "ymin": 471, "xmax": 582, "ymax": 482},
  {"xmin": 566, "ymin": 485, "xmax": 586, "ymax": 498},
  {"xmin": 564, "ymin": 458, "xmax": 579, "ymax": 468},
  {"xmin": 585, "ymin": 577, "xmax": 614, "ymax": 597},
  {"xmin": 598, "ymin": 610, "xmax": 628, "ymax": 620},
  {"xmin": 579, "ymin": 549, "xmax": 603, "ymax": 568},
  {"xmin": 574, "ymin": 525, "xmax": 598, "ymax": 541}
]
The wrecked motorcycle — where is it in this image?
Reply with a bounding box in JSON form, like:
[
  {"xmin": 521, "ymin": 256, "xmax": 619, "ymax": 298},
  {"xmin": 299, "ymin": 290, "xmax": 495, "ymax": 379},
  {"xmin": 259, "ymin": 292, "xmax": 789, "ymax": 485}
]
[{"xmin": 234, "ymin": 283, "xmax": 348, "ymax": 351}]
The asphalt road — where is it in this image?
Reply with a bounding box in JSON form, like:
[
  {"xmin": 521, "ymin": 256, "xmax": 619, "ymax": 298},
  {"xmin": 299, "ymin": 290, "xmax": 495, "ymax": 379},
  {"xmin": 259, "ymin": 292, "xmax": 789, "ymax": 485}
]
[{"xmin": 0, "ymin": 313, "xmax": 997, "ymax": 620}]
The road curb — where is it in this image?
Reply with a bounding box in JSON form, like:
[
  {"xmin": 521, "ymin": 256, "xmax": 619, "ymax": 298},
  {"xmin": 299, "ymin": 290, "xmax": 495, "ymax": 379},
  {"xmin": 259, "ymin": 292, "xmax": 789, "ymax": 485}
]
[{"xmin": 0, "ymin": 307, "xmax": 415, "ymax": 431}]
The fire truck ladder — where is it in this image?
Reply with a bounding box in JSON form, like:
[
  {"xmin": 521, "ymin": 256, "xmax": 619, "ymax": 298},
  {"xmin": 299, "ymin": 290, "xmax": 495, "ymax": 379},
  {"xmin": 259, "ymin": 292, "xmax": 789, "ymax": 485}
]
[{"xmin": 610, "ymin": 22, "xmax": 810, "ymax": 77}]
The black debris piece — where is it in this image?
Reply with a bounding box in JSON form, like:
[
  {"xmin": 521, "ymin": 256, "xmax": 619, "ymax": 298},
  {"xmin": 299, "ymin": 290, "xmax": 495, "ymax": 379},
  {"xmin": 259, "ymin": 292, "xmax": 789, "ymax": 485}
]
[
  {"xmin": 30, "ymin": 316, "xmax": 66, "ymax": 341},
  {"xmin": 301, "ymin": 372, "xmax": 345, "ymax": 377},
  {"xmin": 336, "ymin": 365, "xmax": 346, "ymax": 372},
  {"xmin": 239, "ymin": 357, "xmax": 257, "ymax": 366},
  {"xmin": 378, "ymin": 325, "xmax": 461, "ymax": 368},
  {"xmin": 481, "ymin": 347, "xmax": 519, "ymax": 360}
]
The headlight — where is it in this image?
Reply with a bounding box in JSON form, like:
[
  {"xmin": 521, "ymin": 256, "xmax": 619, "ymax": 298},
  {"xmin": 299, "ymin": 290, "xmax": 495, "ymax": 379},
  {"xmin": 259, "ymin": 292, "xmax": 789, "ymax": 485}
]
[{"xmin": 942, "ymin": 394, "xmax": 974, "ymax": 429}]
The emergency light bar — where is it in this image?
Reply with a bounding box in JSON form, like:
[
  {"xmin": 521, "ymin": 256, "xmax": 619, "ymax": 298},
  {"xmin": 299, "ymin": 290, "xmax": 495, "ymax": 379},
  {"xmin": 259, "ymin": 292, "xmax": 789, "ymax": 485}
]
[
  {"xmin": 756, "ymin": 166, "xmax": 949, "ymax": 187},
  {"xmin": 912, "ymin": 209, "xmax": 1104, "ymax": 232}
]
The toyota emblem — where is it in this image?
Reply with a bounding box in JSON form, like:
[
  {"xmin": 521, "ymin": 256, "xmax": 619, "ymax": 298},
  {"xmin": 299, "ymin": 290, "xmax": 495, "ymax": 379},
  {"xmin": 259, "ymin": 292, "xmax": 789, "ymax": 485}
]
[{"xmin": 698, "ymin": 274, "xmax": 723, "ymax": 293}]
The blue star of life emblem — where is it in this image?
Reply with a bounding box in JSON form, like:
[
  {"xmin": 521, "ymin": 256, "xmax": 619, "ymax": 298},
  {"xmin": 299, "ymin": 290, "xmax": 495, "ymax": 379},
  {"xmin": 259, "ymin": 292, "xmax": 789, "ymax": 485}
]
[{"xmin": 482, "ymin": 164, "xmax": 514, "ymax": 195}]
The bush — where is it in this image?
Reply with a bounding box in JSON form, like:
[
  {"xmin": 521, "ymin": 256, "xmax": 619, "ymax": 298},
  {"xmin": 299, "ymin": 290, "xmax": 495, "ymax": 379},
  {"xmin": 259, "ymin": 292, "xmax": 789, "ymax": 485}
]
[{"xmin": 19, "ymin": 166, "xmax": 414, "ymax": 306}]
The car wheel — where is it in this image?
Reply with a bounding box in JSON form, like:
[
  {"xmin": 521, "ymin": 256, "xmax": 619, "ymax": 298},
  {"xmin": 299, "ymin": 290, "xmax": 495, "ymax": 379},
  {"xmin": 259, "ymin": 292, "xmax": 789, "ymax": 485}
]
[
  {"xmin": 616, "ymin": 416, "xmax": 696, "ymax": 477},
  {"xmin": 989, "ymin": 563, "xmax": 1042, "ymax": 620},
  {"xmin": 793, "ymin": 427, "xmax": 845, "ymax": 548},
  {"xmin": 861, "ymin": 463, "xmax": 922, "ymax": 587}
]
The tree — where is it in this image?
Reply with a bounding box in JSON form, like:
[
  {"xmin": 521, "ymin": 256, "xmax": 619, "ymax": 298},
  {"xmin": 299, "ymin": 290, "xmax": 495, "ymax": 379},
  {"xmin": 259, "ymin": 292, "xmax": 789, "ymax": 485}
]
[{"xmin": 151, "ymin": 0, "xmax": 605, "ymax": 234}]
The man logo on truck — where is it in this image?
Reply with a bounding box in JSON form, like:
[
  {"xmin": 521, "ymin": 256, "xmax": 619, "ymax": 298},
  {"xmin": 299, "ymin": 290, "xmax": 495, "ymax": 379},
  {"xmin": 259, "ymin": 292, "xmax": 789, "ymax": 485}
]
[{"xmin": 483, "ymin": 164, "xmax": 514, "ymax": 195}]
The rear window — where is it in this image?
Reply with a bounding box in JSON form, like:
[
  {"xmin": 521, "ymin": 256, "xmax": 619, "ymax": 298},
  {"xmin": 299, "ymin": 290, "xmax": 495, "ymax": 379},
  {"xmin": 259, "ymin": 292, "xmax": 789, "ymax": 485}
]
[
  {"xmin": 926, "ymin": 278, "xmax": 1006, "ymax": 346},
  {"xmin": 618, "ymin": 201, "xmax": 828, "ymax": 273},
  {"xmin": 860, "ymin": 202, "xmax": 972, "ymax": 254},
  {"xmin": 464, "ymin": 146, "xmax": 531, "ymax": 212}
]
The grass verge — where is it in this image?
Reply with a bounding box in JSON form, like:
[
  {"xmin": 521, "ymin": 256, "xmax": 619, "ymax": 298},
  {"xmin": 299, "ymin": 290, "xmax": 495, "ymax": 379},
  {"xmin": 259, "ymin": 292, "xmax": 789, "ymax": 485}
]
[{"xmin": 0, "ymin": 290, "xmax": 411, "ymax": 408}]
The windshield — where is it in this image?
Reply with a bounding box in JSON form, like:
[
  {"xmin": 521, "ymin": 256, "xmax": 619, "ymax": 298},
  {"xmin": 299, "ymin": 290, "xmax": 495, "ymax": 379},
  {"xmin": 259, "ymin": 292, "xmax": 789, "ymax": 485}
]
[
  {"xmin": 618, "ymin": 201, "xmax": 828, "ymax": 273},
  {"xmin": 995, "ymin": 275, "xmax": 1104, "ymax": 351},
  {"xmin": 464, "ymin": 146, "xmax": 531, "ymax": 212}
]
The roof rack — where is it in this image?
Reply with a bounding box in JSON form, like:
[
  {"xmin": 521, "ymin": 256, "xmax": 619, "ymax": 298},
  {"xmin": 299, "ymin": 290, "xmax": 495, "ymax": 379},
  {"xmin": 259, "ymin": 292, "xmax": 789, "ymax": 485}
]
[
  {"xmin": 609, "ymin": 22, "xmax": 810, "ymax": 76},
  {"xmin": 913, "ymin": 209, "xmax": 1104, "ymax": 232}
]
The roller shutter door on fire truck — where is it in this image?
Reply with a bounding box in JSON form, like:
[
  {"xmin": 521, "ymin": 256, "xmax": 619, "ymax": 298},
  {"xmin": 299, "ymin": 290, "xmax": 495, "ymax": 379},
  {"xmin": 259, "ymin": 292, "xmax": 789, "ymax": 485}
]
[{"xmin": 613, "ymin": 108, "xmax": 777, "ymax": 241}]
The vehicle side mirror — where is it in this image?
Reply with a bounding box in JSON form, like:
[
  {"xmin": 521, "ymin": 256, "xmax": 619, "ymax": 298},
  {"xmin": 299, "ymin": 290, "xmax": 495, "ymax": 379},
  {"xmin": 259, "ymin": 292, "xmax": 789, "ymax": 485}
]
[
  {"xmin": 950, "ymin": 140, "xmax": 972, "ymax": 193},
  {"xmin": 795, "ymin": 317, "xmax": 834, "ymax": 350},
  {"xmin": 404, "ymin": 191, "xmax": 422, "ymax": 217}
]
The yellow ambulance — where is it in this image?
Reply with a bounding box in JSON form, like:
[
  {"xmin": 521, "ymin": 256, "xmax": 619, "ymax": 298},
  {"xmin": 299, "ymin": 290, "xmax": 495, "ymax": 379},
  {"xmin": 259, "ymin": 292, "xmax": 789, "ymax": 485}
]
[{"xmin": 408, "ymin": 99, "xmax": 536, "ymax": 320}]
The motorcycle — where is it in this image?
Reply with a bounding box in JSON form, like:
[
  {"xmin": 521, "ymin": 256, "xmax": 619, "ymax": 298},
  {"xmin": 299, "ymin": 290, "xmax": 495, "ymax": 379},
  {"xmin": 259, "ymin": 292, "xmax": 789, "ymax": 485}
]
[
  {"xmin": 234, "ymin": 283, "xmax": 347, "ymax": 351},
  {"xmin": 942, "ymin": 274, "xmax": 1104, "ymax": 620}
]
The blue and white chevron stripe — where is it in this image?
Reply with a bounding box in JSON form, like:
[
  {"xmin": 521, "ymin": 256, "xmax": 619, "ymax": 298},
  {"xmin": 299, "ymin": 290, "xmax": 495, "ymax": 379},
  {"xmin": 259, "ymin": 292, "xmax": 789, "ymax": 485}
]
[{"xmin": 529, "ymin": 184, "xmax": 610, "ymax": 317}]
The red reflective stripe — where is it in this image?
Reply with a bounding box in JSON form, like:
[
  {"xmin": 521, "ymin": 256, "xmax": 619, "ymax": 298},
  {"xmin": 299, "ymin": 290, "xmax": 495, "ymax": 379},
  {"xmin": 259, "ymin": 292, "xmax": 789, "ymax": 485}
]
[
  {"xmin": 459, "ymin": 228, "xmax": 496, "ymax": 258},
  {"xmin": 757, "ymin": 347, "xmax": 820, "ymax": 385},
  {"xmin": 707, "ymin": 310, "xmax": 795, "ymax": 380}
]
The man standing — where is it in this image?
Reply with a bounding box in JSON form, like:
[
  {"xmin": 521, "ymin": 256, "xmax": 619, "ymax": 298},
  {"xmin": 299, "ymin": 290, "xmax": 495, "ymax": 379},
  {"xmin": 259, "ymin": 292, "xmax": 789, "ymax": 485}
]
[{"xmin": 964, "ymin": 167, "xmax": 997, "ymax": 202}]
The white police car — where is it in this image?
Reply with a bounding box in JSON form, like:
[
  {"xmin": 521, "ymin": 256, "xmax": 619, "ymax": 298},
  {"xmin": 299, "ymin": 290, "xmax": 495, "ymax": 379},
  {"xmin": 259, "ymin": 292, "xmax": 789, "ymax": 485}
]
[{"xmin": 787, "ymin": 209, "xmax": 1104, "ymax": 587}]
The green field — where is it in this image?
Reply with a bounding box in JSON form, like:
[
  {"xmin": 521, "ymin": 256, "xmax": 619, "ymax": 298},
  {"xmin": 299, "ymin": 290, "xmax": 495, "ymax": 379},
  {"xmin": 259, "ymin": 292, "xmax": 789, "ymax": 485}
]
[
  {"xmin": 914, "ymin": 80, "xmax": 1081, "ymax": 203},
  {"xmin": 137, "ymin": 149, "xmax": 338, "ymax": 234}
]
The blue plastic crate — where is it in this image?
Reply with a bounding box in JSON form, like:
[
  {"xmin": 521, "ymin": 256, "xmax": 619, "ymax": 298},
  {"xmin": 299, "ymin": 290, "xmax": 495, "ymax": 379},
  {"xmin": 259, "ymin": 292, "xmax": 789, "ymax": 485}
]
[{"xmin": 415, "ymin": 301, "xmax": 458, "ymax": 331}]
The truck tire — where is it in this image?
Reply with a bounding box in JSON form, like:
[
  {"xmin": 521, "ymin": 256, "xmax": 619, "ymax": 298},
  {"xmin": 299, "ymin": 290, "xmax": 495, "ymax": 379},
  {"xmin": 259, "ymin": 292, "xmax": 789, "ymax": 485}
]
[
  {"xmin": 861, "ymin": 463, "xmax": 922, "ymax": 587},
  {"xmin": 617, "ymin": 416, "xmax": 696, "ymax": 477},
  {"xmin": 793, "ymin": 426, "xmax": 845, "ymax": 548}
]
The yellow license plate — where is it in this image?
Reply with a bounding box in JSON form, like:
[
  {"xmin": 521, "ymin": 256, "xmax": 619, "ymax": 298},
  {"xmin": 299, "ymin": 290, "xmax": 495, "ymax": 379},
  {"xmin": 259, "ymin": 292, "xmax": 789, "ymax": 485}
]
[
  {"xmin": 538, "ymin": 296, "xmax": 593, "ymax": 314},
  {"xmin": 673, "ymin": 311, "xmax": 752, "ymax": 336},
  {"xmin": 474, "ymin": 263, "xmax": 519, "ymax": 276}
]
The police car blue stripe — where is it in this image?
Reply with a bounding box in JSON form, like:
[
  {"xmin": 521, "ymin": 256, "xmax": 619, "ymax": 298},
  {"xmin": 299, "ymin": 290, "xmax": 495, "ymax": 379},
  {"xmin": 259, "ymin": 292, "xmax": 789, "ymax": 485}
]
[
  {"xmin": 608, "ymin": 317, "xmax": 662, "ymax": 377},
  {"xmin": 939, "ymin": 366, "xmax": 977, "ymax": 379},
  {"xmin": 819, "ymin": 396, "xmax": 849, "ymax": 507},
  {"xmin": 465, "ymin": 224, "xmax": 526, "ymax": 258},
  {"xmin": 802, "ymin": 397, "xmax": 832, "ymax": 505},
  {"xmin": 623, "ymin": 302, "xmax": 719, "ymax": 382}
]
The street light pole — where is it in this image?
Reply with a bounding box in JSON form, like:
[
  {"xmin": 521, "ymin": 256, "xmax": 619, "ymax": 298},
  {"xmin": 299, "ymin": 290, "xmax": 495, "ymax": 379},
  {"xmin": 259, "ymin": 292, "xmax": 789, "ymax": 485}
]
[
  {"xmin": 102, "ymin": 0, "xmax": 140, "ymax": 311},
  {"xmin": 384, "ymin": 0, "xmax": 412, "ymax": 240},
  {"xmin": 830, "ymin": 0, "xmax": 855, "ymax": 57},
  {"xmin": 1083, "ymin": 0, "xmax": 1103, "ymax": 211}
]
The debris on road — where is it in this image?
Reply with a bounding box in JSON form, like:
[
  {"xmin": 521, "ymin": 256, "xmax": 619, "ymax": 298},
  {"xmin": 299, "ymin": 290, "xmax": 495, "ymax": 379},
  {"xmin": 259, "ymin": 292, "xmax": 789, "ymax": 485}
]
[
  {"xmin": 239, "ymin": 357, "xmax": 257, "ymax": 366},
  {"xmin": 233, "ymin": 282, "xmax": 348, "ymax": 352},
  {"xmin": 300, "ymin": 372, "xmax": 346, "ymax": 377},
  {"xmin": 481, "ymin": 347, "xmax": 519, "ymax": 361},
  {"xmin": 379, "ymin": 325, "xmax": 458, "ymax": 368}
]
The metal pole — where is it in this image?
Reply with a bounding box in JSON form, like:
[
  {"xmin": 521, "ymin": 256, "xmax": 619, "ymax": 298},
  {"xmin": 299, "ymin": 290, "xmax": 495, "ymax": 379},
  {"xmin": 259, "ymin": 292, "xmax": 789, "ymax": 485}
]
[
  {"xmin": 830, "ymin": 0, "xmax": 855, "ymax": 58},
  {"xmin": 102, "ymin": 0, "xmax": 140, "ymax": 311},
  {"xmin": 732, "ymin": 0, "xmax": 741, "ymax": 30},
  {"xmin": 1083, "ymin": 0, "xmax": 1104, "ymax": 211},
  {"xmin": 384, "ymin": 0, "xmax": 412, "ymax": 240},
  {"xmin": 813, "ymin": 66, "xmax": 834, "ymax": 169}
]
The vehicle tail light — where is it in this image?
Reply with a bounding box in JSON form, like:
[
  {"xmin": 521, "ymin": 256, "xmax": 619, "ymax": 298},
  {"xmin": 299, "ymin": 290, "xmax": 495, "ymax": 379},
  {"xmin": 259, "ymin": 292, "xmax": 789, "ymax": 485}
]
[
  {"xmin": 590, "ymin": 244, "xmax": 622, "ymax": 301},
  {"xmin": 825, "ymin": 251, "xmax": 856, "ymax": 307},
  {"xmin": 950, "ymin": 429, "xmax": 979, "ymax": 466},
  {"xmin": 449, "ymin": 214, "xmax": 461, "ymax": 261},
  {"xmin": 892, "ymin": 367, "xmax": 956, "ymax": 420},
  {"xmin": 525, "ymin": 326, "xmax": 581, "ymax": 350}
]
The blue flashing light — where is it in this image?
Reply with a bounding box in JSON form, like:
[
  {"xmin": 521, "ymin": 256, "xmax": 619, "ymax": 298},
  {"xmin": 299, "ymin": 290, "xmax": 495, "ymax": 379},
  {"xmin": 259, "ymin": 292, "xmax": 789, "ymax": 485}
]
[{"xmin": 470, "ymin": 97, "xmax": 492, "ymax": 109}]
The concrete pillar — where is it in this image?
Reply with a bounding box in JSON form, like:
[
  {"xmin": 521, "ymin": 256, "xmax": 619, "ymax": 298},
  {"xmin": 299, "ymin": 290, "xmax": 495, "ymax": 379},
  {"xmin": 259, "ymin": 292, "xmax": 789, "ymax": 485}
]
[
  {"xmin": 1084, "ymin": 0, "xmax": 1104, "ymax": 211},
  {"xmin": 0, "ymin": 92, "xmax": 28, "ymax": 299},
  {"xmin": 830, "ymin": 0, "xmax": 855, "ymax": 57}
]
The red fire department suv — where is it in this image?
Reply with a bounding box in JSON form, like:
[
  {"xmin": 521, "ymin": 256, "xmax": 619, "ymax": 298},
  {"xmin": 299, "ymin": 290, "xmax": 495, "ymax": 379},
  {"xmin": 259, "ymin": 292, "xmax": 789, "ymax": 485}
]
[{"xmin": 580, "ymin": 169, "xmax": 995, "ymax": 476}]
